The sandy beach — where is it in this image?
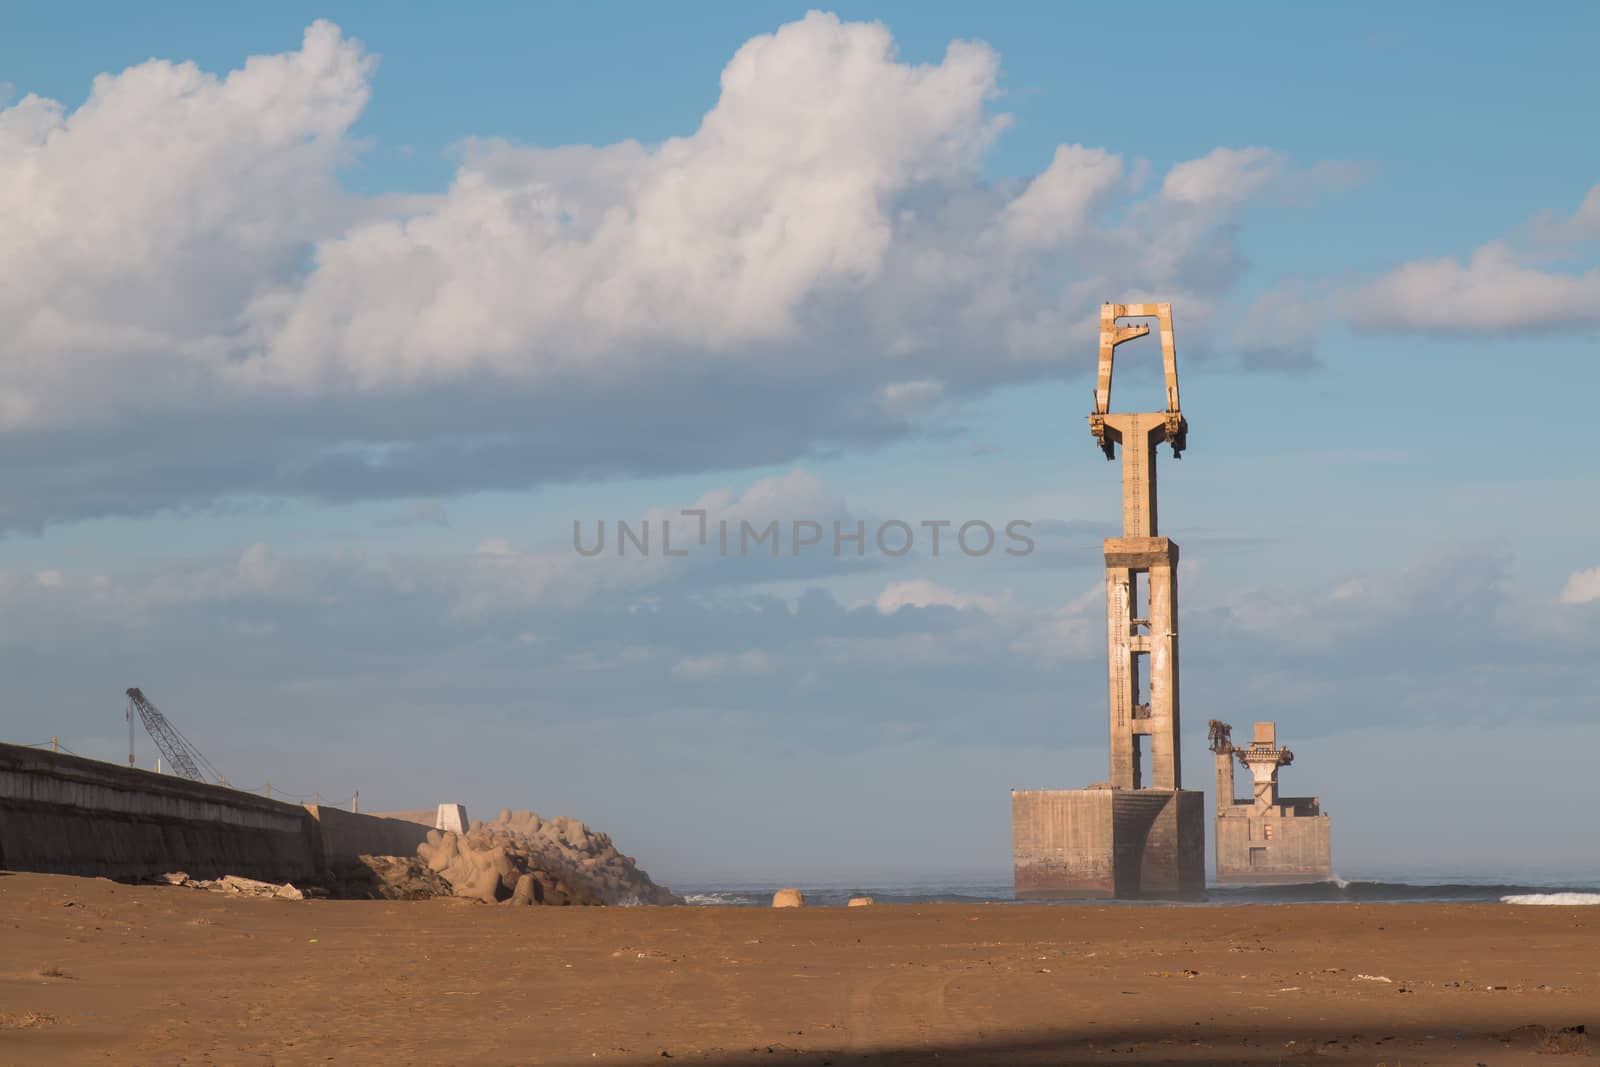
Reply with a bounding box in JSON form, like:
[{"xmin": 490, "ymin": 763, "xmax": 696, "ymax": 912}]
[{"xmin": 2, "ymin": 872, "xmax": 1595, "ymax": 1065}]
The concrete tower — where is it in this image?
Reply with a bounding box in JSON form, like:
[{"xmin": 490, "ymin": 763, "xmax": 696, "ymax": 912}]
[
  {"xmin": 1090, "ymin": 302, "xmax": 1187, "ymax": 792},
  {"xmin": 1011, "ymin": 303, "xmax": 1205, "ymax": 899}
]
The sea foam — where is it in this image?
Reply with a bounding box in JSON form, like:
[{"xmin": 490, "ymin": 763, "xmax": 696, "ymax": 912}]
[{"xmin": 1500, "ymin": 892, "xmax": 1600, "ymax": 905}]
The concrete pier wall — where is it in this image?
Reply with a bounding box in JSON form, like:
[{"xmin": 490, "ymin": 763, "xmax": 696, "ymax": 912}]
[
  {"xmin": 368, "ymin": 808, "xmax": 439, "ymax": 828},
  {"xmin": 1215, "ymin": 811, "xmax": 1332, "ymax": 885},
  {"xmin": 1012, "ymin": 789, "xmax": 1117, "ymax": 897},
  {"xmin": 1012, "ymin": 787, "xmax": 1205, "ymax": 900},
  {"xmin": 305, "ymin": 804, "xmax": 432, "ymax": 866},
  {"xmin": 0, "ymin": 742, "xmax": 322, "ymax": 882}
]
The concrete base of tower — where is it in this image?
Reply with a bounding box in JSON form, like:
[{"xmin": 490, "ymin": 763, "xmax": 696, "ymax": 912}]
[
  {"xmin": 1214, "ymin": 811, "xmax": 1332, "ymax": 886},
  {"xmin": 1012, "ymin": 787, "xmax": 1205, "ymax": 900}
]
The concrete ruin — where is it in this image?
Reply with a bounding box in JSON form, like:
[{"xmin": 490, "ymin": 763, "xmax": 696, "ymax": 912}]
[
  {"xmin": 1012, "ymin": 303, "xmax": 1205, "ymax": 899},
  {"xmin": 435, "ymin": 803, "xmax": 469, "ymax": 834},
  {"xmin": 1210, "ymin": 720, "xmax": 1332, "ymax": 885}
]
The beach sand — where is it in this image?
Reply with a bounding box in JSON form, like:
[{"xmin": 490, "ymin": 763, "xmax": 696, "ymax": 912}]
[{"xmin": 2, "ymin": 871, "xmax": 1594, "ymax": 1065}]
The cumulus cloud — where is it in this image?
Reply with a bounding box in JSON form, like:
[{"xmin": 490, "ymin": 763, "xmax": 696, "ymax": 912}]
[
  {"xmin": 249, "ymin": 14, "xmax": 1013, "ymax": 390},
  {"xmin": 1160, "ymin": 146, "xmax": 1285, "ymax": 207},
  {"xmin": 1344, "ymin": 241, "xmax": 1600, "ymax": 334},
  {"xmin": 1560, "ymin": 566, "xmax": 1600, "ymax": 606},
  {"xmin": 0, "ymin": 20, "xmax": 374, "ymax": 429},
  {"xmin": 0, "ymin": 13, "xmax": 1341, "ymax": 530},
  {"xmin": 1342, "ymin": 181, "xmax": 1600, "ymax": 335},
  {"xmin": 995, "ymin": 143, "xmax": 1124, "ymax": 247},
  {"xmin": 1223, "ymin": 179, "xmax": 1600, "ymax": 356}
]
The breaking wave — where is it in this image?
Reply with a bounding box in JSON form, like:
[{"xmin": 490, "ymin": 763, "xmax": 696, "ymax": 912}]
[
  {"xmin": 681, "ymin": 892, "xmax": 751, "ymax": 906},
  {"xmin": 1500, "ymin": 893, "xmax": 1600, "ymax": 906}
]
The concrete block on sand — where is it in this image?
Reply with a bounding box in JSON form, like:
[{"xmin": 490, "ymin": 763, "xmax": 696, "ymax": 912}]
[
  {"xmin": 772, "ymin": 888, "xmax": 805, "ymax": 908},
  {"xmin": 511, "ymin": 873, "xmax": 538, "ymax": 906},
  {"xmin": 425, "ymin": 834, "xmax": 458, "ymax": 874},
  {"xmin": 847, "ymin": 896, "xmax": 874, "ymax": 907}
]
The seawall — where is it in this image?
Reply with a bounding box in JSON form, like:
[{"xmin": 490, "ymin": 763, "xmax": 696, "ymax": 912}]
[
  {"xmin": 0, "ymin": 742, "xmax": 323, "ymax": 882},
  {"xmin": 1013, "ymin": 787, "xmax": 1205, "ymax": 900},
  {"xmin": 305, "ymin": 804, "xmax": 432, "ymax": 866}
]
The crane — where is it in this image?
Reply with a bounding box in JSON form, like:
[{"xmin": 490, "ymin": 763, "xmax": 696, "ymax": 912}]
[{"xmin": 125, "ymin": 687, "xmax": 224, "ymax": 784}]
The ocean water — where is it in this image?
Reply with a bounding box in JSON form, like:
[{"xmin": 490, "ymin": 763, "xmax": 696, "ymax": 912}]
[{"xmin": 674, "ymin": 873, "xmax": 1600, "ymax": 908}]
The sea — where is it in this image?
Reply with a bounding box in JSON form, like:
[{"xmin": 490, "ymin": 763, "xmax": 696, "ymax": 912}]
[{"xmin": 674, "ymin": 871, "xmax": 1600, "ymax": 908}]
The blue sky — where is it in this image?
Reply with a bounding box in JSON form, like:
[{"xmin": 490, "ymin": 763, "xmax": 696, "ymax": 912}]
[{"xmin": 2, "ymin": 4, "xmax": 1597, "ymax": 885}]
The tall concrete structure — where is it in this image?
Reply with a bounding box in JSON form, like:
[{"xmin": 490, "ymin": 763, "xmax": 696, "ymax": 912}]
[
  {"xmin": 1012, "ymin": 303, "xmax": 1205, "ymax": 900},
  {"xmin": 1210, "ymin": 720, "xmax": 1332, "ymax": 885}
]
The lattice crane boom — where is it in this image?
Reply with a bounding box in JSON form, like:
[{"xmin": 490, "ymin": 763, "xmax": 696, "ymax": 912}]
[{"xmin": 125, "ymin": 687, "xmax": 223, "ymax": 783}]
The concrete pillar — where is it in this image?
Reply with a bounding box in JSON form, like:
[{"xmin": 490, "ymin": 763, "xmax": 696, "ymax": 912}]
[
  {"xmin": 1105, "ymin": 564, "xmax": 1136, "ymax": 788},
  {"xmin": 1104, "ymin": 537, "xmax": 1181, "ymax": 790},
  {"xmin": 1102, "ymin": 414, "xmax": 1167, "ymax": 538},
  {"xmin": 1214, "ymin": 750, "xmax": 1235, "ymax": 814},
  {"xmin": 1147, "ymin": 552, "xmax": 1181, "ymax": 790},
  {"xmin": 1249, "ymin": 762, "xmax": 1279, "ymax": 813}
]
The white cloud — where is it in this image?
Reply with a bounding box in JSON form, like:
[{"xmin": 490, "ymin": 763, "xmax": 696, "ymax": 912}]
[
  {"xmin": 1560, "ymin": 566, "xmax": 1600, "ymax": 605},
  {"xmin": 1159, "ymin": 146, "xmax": 1285, "ymax": 207},
  {"xmin": 1337, "ymin": 182, "xmax": 1600, "ymax": 336},
  {"xmin": 996, "ymin": 143, "xmax": 1123, "ymax": 247},
  {"xmin": 0, "ymin": 14, "xmax": 1341, "ymax": 529},
  {"xmin": 1345, "ymin": 240, "xmax": 1600, "ymax": 334},
  {"xmin": 875, "ymin": 579, "xmax": 1006, "ymax": 616},
  {"xmin": 1194, "ymin": 179, "xmax": 1600, "ymax": 352},
  {"xmin": 0, "ymin": 20, "xmax": 373, "ymax": 430},
  {"xmin": 235, "ymin": 12, "xmax": 1017, "ymax": 392}
]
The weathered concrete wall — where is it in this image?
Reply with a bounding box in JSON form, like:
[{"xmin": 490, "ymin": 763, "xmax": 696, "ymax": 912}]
[
  {"xmin": 1113, "ymin": 789, "xmax": 1205, "ymax": 899},
  {"xmin": 368, "ymin": 808, "xmax": 437, "ymax": 828},
  {"xmin": 367, "ymin": 805, "xmax": 469, "ymax": 834},
  {"xmin": 1013, "ymin": 788, "xmax": 1205, "ymax": 900},
  {"xmin": 1013, "ymin": 789, "xmax": 1116, "ymax": 897},
  {"xmin": 1215, "ymin": 811, "xmax": 1332, "ymax": 885},
  {"xmin": 0, "ymin": 743, "xmax": 321, "ymax": 882},
  {"xmin": 304, "ymin": 805, "xmax": 434, "ymax": 866},
  {"xmin": 1109, "ymin": 789, "xmax": 1165, "ymax": 896}
]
